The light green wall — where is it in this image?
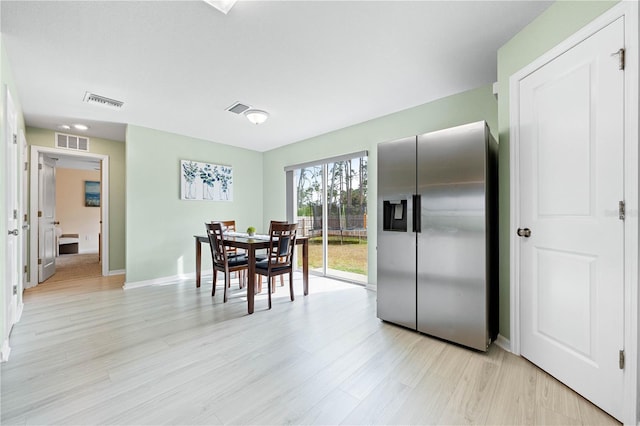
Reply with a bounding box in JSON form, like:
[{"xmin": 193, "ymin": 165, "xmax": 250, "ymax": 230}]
[
  {"xmin": 1, "ymin": 35, "xmax": 26, "ymax": 350},
  {"xmin": 125, "ymin": 125, "xmax": 264, "ymax": 284},
  {"xmin": 26, "ymin": 127, "xmax": 126, "ymax": 272},
  {"xmin": 263, "ymin": 84, "xmax": 498, "ymax": 284},
  {"xmin": 496, "ymin": 0, "xmax": 618, "ymax": 339}
]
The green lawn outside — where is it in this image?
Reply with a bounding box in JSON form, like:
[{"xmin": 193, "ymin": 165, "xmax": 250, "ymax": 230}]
[{"xmin": 298, "ymin": 236, "xmax": 368, "ymax": 275}]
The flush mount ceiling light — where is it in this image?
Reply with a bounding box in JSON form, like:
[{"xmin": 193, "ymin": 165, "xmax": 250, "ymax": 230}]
[
  {"xmin": 57, "ymin": 124, "xmax": 71, "ymax": 130},
  {"xmin": 73, "ymin": 124, "xmax": 89, "ymax": 131},
  {"xmin": 244, "ymin": 109, "xmax": 269, "ymax": 125},
  {"xmin": 203, "ymin": 0, "xmax": 238, "ymax": 14}
]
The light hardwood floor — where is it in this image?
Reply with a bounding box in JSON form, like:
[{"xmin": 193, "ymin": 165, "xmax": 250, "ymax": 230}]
[{"xmin": 1, "ymin": 274, "xmax": 619, "ymax": 425}]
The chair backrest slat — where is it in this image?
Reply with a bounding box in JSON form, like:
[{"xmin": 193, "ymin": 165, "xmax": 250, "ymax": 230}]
[
  {"xmin": 205, "ymin": 222, "xmax": 228, "ymax": 267},
  {"xmin": 217, "ymin": 220, "xmax": 236, "ymax": 233},
  {"xmin": 267, "ymin": 222, "xmax": 297, "ymax": 271},
  {"xmin": 212, "ymin": 220, "xmax": 238, "ymax": 256}
]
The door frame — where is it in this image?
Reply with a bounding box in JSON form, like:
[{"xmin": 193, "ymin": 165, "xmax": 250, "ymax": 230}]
[
  {"xmin": 18, "ymin": 129, "xmax": 27, "ymax": 319},
  {"xmin": 285, "ymin": 151, "xmax": 369, "ymax": 285},
  {"xmin": 28, "ymin": 145, "xmax": 110, "ymax": 287},
  {"xmin": 509, "ymin": 2, "xmax": 638, "ymax": 424},
  {"xmin": 3, "ymin": 85, "xmax": 21, "ymax": 361}
]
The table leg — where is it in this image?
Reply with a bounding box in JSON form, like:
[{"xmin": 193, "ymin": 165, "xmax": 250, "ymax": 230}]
[
  {"xmin": 303, "ymin": 239, "xmax": 309, "ymax": 296},
  {"xmin": 196, "ymin": 238, "xmax": 202, "ymax": 288},
  {"xmin": 247, "ymin": 247, "xmax": 256, "ymax": 314}
]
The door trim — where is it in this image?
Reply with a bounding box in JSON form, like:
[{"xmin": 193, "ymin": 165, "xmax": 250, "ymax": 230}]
[
  {"xmin": 28, "ymin": 145, "xmax": 110, "ymax": 287},
  {"xmin": 3, "ymin": 85, "xmax": 19, "ymax": 361},
  {"xmin": 509, "ymin": 2, "xmax": 638, "ymax": 424},
  {"xmin": 17, "ymin": 129, "xmax": 26, "ymax": 322}
]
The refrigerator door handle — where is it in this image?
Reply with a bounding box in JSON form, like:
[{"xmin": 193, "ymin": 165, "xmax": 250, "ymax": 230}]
[{"xmin": 413, "ymin": 194, "xmax": 421, "ymax": 233}]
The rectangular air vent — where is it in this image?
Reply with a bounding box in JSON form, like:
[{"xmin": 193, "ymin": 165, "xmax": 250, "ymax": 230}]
[
  {"xmin": 226, "ymin": 102, "xmax": 250, "ymax": 114},
  {"xmin": 83, "ymin": 92, "xmax": 124, "ymax": 109},
  {"xmin": 56, "ymin": 133, "xmax": 90, "ymax": 152}
]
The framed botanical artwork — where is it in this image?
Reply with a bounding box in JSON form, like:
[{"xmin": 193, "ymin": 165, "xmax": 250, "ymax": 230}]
[
  {"xmin": 181, "ymin": 160, "xmax": 233, "ymax": 201},
  {"xmin": 85, "ymin": 180, "xmax": 100, "ymax": 207}
]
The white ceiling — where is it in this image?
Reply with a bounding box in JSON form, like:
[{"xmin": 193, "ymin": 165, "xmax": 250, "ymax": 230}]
[{"xmin": 1, "ymin": 0, "xmax": 552, "ymax": 152}]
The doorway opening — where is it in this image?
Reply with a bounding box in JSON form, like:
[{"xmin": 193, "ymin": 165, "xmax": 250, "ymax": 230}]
[{"xmin": 28, "ymin": 145, "xmax": 110, "ymax": 288}]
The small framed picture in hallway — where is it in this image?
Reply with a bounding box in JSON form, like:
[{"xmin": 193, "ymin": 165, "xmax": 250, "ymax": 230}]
[{"xmin": 85, "ymin": 180, "xmax": 100, "ymax": 207}]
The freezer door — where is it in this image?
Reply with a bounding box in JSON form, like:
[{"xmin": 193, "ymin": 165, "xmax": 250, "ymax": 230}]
[
  {"xmin": 377, "ymin": 136, "xmax": 417, "ymax": 329},
  {"xmin": 417, "ymin": 121, "xmax": 489, "ymax": 350}
]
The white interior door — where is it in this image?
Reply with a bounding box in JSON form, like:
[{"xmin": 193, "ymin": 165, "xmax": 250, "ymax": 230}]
[
  {"xmin": 518, "ymin": 18, "xmax": 624, "ymax": 420},
  {"xmin": 21, "ymin": 130, "xmax": 28, "ymax": 290},
  {"xmin": 4, "ymin": 87, "xmax": 19, "ymax": 340},
  {"xmin": 38, "ymin": 154, "xmax": 57, "ymax": 282}
]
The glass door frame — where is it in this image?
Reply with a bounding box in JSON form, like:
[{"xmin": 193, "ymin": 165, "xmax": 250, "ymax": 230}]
[{"xmin": 285, "ymin": 150, "xmax": 368, "ymax": 282}]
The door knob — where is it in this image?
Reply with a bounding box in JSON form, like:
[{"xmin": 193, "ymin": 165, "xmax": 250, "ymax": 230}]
[
  {"xmin": 8, "ymin": 229, "xmax": 18, "ymax": 236},
  {"xmin": 517, "ymin": 228, "xmax": 532, "ymax": 238}
]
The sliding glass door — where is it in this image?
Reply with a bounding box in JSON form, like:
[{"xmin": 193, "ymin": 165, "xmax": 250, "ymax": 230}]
[
  {"xmin": 295, "ymin": 165, "xmax": 324, "ymax": 274},
  {"xmin": 291, "ymin": 153, "xmax": 367, "ymax": 283},
  {"xmin": 326, "ymin": 158, "xmax": 367, "ymax": 281}
]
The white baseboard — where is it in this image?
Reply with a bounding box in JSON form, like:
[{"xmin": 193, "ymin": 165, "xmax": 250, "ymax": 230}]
[
  {"xmin": 1, "ymin": 339, "xmax": 11, "ymax": 362},
  {"xmin": 16, "ymin": 303, "xmax": 24, "ymax": 323},
  {"xmin": 494, "ymin": 334, "xmax": 511, "ymax": 353},
  {"xmin": 79, "ymin": 249, "xmax": 99, "ymax": 254},
  {"xmin": 109, "ymin": 269, "xmax": 125, "ymax": 276},
  {"xmin": 123, "ymin": 269, "xmax": 213, "ymax": 290},
  {"xmin": 366, "ymin": 282, "xmax": 377, "ymax": 292}
]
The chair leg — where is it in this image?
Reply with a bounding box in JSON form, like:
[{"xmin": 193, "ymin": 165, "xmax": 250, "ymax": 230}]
[
  {"xmin": 256, "ymin": 275, "xmax": 262, "ymax": 293},
  {"xmin": 239, "ymin": 270, "xmax": 245, "ymax": 289},
  {"xmin": 271, "ymin": 277, "xmax": 276, "ymax": 293},
  {"xmin": 289, "ymin": 271, "xmax": 294, "ymax": 301},
  {"xmin": 267, "ymin": 276, "xmax": 272, "ymax": 309},
  {"xmin": 212, "ymin": 269, "xmax": 217, "ymax": 296},
  {"xmin": 223, "ymin": 273, "xmax": 229, "ymax": 303},
  {"xmin": 280, "ymin": 275, "xmax": 284, "ymax": 287}
]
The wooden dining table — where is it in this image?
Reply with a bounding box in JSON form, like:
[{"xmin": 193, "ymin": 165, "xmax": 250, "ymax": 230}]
[{"xmin": 194, "ymin": 234, "xmax": 309, "ymax": 314}]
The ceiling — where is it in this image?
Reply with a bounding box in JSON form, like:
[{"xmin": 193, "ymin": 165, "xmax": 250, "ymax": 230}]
[{"xmin": 1, "ymin": 0, "xmax": 552, "ymax": 152}]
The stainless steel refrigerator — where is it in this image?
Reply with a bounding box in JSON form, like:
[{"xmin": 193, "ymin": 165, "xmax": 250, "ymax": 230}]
[{"xmin": 377, "ymin": 121, "xmax": 498, "ymax": 351}]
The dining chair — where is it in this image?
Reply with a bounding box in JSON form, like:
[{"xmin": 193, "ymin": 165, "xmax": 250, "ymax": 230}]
[
  {"xmin": 205, "ymin": 222, "xmax": 249, "ymax": 302},
  {"xmin": 255, "ymin": 222, "xmax": 297, "ymax": 309},
  {"xmin": 269, "ymin": 220, "xmax": 288, "ymax": 292},
  {"xmin": 213, "ymin": 220, "xmax": 245, "ymax": 288},
  {"xmin": 254, "ymin": 220, "xmax": 287, "ymax": 293}
]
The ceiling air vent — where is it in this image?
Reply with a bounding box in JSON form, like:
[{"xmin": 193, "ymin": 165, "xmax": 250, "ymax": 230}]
[
  {"xmin": 226, "ymin": 102, "xmax": 250, "ymax": 114},
  {"xmin": 56, "ymin": 133, "xmax": 90, "ymax": 152},
  {"xmin": 83, "ymin": 92, "xmax": 124, "ymax": 110}
]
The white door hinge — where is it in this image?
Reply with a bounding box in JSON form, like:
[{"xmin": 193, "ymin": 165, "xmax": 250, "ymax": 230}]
[
  {"xmin": 13, "ymin": 134, "xmax": 17, "ymax": 144},
  {"xmin": 619, "ymin": 349, "xmax": 625, "ymax": 369},
  {"xmin": 612, "ymin": 48, "xmax": 625, "ymax": 70}
]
